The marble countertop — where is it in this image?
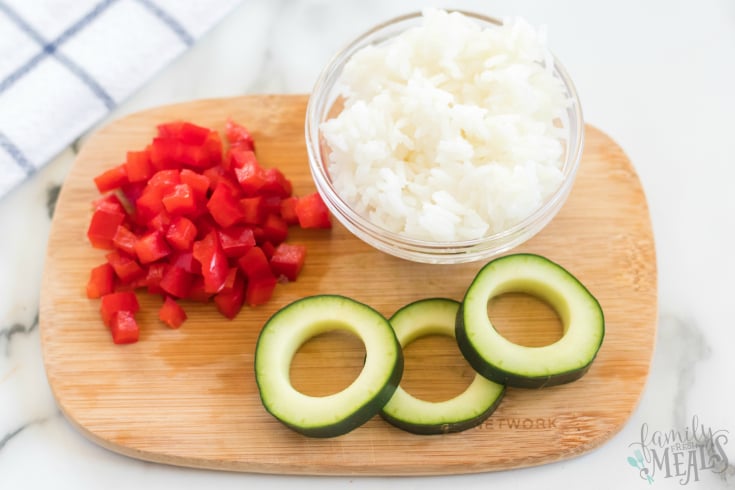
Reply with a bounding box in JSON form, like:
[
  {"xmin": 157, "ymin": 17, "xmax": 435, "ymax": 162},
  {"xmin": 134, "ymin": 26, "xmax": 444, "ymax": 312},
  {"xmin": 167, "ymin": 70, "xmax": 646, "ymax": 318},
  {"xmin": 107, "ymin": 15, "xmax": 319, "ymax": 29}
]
[{"xmin": 2, "ymin": 0, "xmax": 734, "ymax": 488}]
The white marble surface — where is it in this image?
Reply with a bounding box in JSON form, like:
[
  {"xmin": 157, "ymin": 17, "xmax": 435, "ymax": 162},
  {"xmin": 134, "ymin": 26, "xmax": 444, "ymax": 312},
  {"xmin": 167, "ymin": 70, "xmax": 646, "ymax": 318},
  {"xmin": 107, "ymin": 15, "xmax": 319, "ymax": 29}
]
[{"xmin": 2, "ymin": 0, "xmax": 734, "ymax": 488}]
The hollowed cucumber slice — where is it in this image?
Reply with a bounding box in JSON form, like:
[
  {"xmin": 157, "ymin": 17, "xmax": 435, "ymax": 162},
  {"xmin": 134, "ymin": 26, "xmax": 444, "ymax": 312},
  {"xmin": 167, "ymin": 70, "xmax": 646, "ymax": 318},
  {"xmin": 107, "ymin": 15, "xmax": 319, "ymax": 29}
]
[
  {"xmin": 254, "ymin": 295, "xmax": 403, "ymax": 438},
  {"xmin": 456, "ymin": 254, "xmax": 604, "ymax": 389},
  {"xmin": 381, "ymin": 298, "xmax": 505, "ymax": 434}
]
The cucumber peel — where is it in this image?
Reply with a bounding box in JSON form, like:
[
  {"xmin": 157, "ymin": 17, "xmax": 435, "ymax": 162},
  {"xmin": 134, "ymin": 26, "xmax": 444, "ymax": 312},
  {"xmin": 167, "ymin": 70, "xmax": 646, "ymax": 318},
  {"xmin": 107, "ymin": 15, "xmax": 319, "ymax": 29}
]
[
  {"xmin": 456, "ymin": 254, "xmax": 604, "ymax": 389},
  {"xmin": 254, "ymin": 295, "xmax": 403, "ymax": 437}
]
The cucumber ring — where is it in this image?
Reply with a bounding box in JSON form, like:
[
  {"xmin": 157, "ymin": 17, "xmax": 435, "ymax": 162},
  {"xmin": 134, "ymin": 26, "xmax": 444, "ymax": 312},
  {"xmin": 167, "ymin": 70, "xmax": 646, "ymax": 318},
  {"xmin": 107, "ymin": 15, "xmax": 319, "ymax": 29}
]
[
  {"xmin": 381, "ymin": 298, "xmax": 505, "ymax": 435},
  {"xmin": 456, "ymin": 253, "xmax": 605, "ymax": 388},
  {"xmin": 254, "ymin": 295, "xmax": 403, "ymax": 438}
]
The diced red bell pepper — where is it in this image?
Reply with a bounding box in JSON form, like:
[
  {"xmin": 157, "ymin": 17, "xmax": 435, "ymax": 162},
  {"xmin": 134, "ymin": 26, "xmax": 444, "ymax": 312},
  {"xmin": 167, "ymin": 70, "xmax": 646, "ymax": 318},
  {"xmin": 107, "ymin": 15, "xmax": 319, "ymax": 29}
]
[
  {"xmin": 270, "ymin": 243, "xmax": 307, "ymax": 282},
  {"xmin": 180, "ymin": 168, "xmax": 210, "ymax": 201},
  {"xmin": 87, "ymin": 204, "xmax": 127, "ymax": 249},
  {"xmin": 109, "ymin": 310, "xmax": 140, "ymax": 344},
  {"xmin": 239, "ymin": 195, "xmax": 265, "ymax": 225},
  {"xmin": 157, "ymin": 121, "xmax": 211, "ymax": 145},
  {"xmin": 125, "ymin": 150, "xmax": 153, "ymax": 183},
  {"xmin": 86, "ymin": 263, "xmax": 116, "ymax": 299},
  {"xmin": 261, "ymin": 213, "xmax": 288, "ymax": 245},
  {"xmin": 225, "ymin": 119, "xmax": 255, "ymax": 151},
  {"xmin": 148, "ymin": 210, "xmax": 172, "ymax": 233},
  {"xmin": 150, "ymin": 138, "xmax": 183, "ymax": 170},
  {"xmin": 165, "ymin": 216, "xmax": 197, "ymax": 251},
  {"xmin": 262, "ymin": 168, "xmax": 293, "ymax": 198},
  {"xmin": 135, "ymin": 185, "xmax": 166, "ymax": 221},
  {"xmin": 112, "ymin": 225, "xmax": 138, "ymax": 256},
  {"xmin": 169, "ymin": 250, "xmax": 200, "ymax": 275},
  {"xmin": 145, "ymin": 262, "xmax": 168, "ymax": 295},
  {"xmin": 159, "ymin": 296, "xmax": 187, "ymax": 329},
  {"xmin": 217, "ymin": 225, "xmax": 255, "ymax": 258},
  {"xmin": 213, "ymin": 269, "xmax": 245, "ymax": 319},
  {"xmin": 231, "ymin": 149, "xmax": 266, "ymax": 195},
  {"xmin": 237, "ymin": 246, "xmax": 274, "ymax": 281},
  {"xmin": 203, "ymin": 131, "xmax": 222, "ymax": 167},
  {"xmin": 279, "ymin": 196, "xmax": 299, "ymax": 225},
  {"xmin": 188, "ymin": 276, "xmax": 212, "ymax": 303},
  {"xmin": 295, "ymin": 192, "xmax": 332, "ymax": 229},
  {"xmin": 206, "ymin": 182, "xmax": 245, "ymax": 228},
  {"xmin": 159, "ymin": 265, "xmax": 194, "ymax": 299},
  {"xmin": 162, "ymin": 183, "xmax": 198, "ymax": 216},
  {"xmin": 100, "ymin": 291, "xmax": 140, "ymax": 327},
  {"xmin": 120, "ymin": 181, "xmax": 146, "ymax": 206},
  {"xmin": 134, "ymin": 230, "xmax": 171, "ymax": 264},
  {"xmin": 94, "ymin": 163, "xmax": 128, "ymax": 193},
  {"xmin": 192, "ymin": 232, "xmax": 228, "ymax": 294},
  {"xmin": 260, "ymin": 240, "xmax": 275, "ymax": 259},
  {"xmin": 245, "ymin": 276, "xmax": 277, "ymax": 307},
  {"xmin": 106, "ymin": 251, "xmax": 145, "ymax": 283}
]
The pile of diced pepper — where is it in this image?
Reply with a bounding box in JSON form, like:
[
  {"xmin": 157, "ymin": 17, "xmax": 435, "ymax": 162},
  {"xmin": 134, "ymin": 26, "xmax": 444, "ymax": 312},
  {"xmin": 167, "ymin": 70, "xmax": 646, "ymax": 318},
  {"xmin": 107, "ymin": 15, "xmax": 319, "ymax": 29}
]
[{"xmin": 86, "ymin": 119, "xmax": 331, "ymax": 344}]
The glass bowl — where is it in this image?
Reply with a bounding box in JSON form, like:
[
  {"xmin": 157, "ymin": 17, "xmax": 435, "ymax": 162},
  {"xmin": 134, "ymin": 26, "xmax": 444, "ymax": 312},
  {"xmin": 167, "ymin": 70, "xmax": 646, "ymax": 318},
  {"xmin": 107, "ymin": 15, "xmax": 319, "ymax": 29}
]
[{"xmin": 305, "ymin": 10, "xmax": 584, "ymax": 264}]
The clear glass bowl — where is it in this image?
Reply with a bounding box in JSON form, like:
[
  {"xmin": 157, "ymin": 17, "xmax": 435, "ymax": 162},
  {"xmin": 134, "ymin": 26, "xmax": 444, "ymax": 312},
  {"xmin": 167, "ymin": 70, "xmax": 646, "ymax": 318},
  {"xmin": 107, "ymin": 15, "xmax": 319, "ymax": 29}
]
[{"xmin": 305, "ymin": 11, "xmax": 584, "ymax": 264}]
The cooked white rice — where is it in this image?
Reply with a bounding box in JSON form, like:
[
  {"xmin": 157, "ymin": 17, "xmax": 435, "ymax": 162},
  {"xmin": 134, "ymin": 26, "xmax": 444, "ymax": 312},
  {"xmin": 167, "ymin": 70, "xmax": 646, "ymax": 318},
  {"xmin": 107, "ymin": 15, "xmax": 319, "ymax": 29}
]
[{"xmin": 321, "ymin": 9, "xmax": 570, "ymax": 242}]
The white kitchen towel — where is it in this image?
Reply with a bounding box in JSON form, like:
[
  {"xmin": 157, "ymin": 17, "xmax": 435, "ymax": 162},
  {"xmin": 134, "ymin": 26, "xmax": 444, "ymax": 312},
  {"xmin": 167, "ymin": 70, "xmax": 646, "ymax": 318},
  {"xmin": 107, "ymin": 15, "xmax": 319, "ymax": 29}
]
[{"xmin": 0, "ymin": 0, "xmax": 242, "ymax": 199}]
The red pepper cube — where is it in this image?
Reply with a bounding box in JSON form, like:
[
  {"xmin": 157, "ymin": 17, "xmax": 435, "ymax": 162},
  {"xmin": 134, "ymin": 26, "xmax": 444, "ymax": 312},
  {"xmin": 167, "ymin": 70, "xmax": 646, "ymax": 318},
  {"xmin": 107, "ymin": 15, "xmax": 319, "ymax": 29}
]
[
  {"xmin": 135, "ymin": 185, "xmax": 166, "ymax": 222},
  {"xmin": 112, "ymin": 225, "xmax": 138, "ymax": 256},
  {"xmin": 145, "ymin": 262, "xmax": 168, "ymax": 295},
  {"xmin": 87, "ymin": 205, "xmax": 126, "ymax": 249},
  {"xmin": 93, "ymin": 163, "xmax": 129, "ymax": 193},
  {"xmin": 150, "ymin": 138, "xmax": 183, "ymax": 170},
  {"xmin": 159, "ymin": 265, "xmax": 194, "ymax": 299},
  {"xmin": 159, "ymin": 296, "xmax": 187, "ymax": 329},
  {"xmin": 206, "ymin": 182, "xmax": 245, "ymax": 228},
  {"xmin": 239, "ymin": 195, "xmax": 266, "ymax": 225},
  {"xmin": 204, "ymin": 131, "xmax": 223, "ymax": 166},
  {"xmin": 121, "ymin": 181, "xmax": 146, "ymax": 205},
  {"xmin": 214, "ymin": 270, "xmax": 245, "ymax": 319},
  {"xmin": 279, "ymin": 196, "xmax": 299, "ymax": 225},
  {"xmin": 148, "ymin": 210, "xmax": 172, "ymax": 233},
  {"xmin": 262, "ymin": 168, "xmax": 293, "ymax": 198},
  {"xmin": 225, "ymin": 119, "xmax": 255, "ymax": 151},
  {"xmin": 260, "ymin": 240, "xmax": 275, "ymax": 259},
  {"xmin": 135, "ymin": 230, "xmax": 171, "ymax": 264},
  {"xmin": 270, "ymin": 243, "xmax": 307, "ymax": 282},
  {"xmin": 86, "ymin": 263, "xmax": 116, "ymax": 299},
  {"xmin": 295, "ymin": 192, "xmax": 332, "ymax": 229},
  {"xmin": 100, "ymin": 291, "xmax": 140, "ymax": 327},
  {"xmin": 188, "ymin": 276, "xmax": 212, "ymax": 303},
  {"xmin": 109, "ymin": 310, "xmax": 140, "ymax": 344},
  {"xmin": 231, "ymin": 149, "xmax": 266, "ymax": 195},
  {"xmin": 192, "ymin": 232, "xmax": 228, "ymax": 294},
  {"xmin": 217, "ymin": 225, "xmax": 255, "ymax": 258},
  {"xmin": 125, "ymin": 150, "xmax": 153, "ymax": 182},
  {"xmin": 245, "ymin": 276, "xmax": 278, "ymax": 307},
  {"xmin": 261, "ymin": 213, "xmax": 289, "ymax": 245},
  {"xmin": 262, "ymin": 195, "xmax": 282, "ymax": 215},
  {"xmin": 162, "ymin": 183, "xmax": 197, "ymax": 216},
  {"xmin": 169, "ymin": 251, "xmax": 200, "ymax": 275},
  {"xmin": 157, "ymin": 121, "xmax": 211, "ymax": 145},
  {"xmin": 165, "ymin": 216, "xmax": 197, "ymax": 251},
  {"xmin": 106, "ymin": 251, "xmax": 145, "ymax": 284},
  {"xmin": 180, "ymin": 168, "xmax": 210, "ymax": 201},
  {"xmin": 237, "ymin": 246, "xmax": 274, "ymax": 282}
]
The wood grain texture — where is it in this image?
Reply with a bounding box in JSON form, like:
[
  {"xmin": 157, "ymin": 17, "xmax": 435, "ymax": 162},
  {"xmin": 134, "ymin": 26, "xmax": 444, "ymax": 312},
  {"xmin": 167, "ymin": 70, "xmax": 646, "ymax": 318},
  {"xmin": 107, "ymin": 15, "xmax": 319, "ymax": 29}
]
[{"xmin": 40, "ymin": 95, "xmax": 657, "ymax": 476}]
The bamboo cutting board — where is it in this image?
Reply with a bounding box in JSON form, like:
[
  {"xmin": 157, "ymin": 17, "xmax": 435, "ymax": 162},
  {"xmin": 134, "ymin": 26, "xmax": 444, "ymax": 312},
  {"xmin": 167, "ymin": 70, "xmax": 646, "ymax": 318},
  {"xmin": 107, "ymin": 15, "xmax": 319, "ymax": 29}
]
[{"xmin": 40, "ymin": 95, "xmax": 657, "ymax": 476}]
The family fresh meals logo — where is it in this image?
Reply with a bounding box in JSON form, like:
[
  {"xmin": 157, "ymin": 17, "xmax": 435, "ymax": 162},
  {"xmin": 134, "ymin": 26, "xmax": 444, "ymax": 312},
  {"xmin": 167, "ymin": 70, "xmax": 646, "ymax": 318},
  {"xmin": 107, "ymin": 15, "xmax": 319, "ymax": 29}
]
[{"xmin": 626, "ymin": 416, "xmax": 730, "ymax": 485}]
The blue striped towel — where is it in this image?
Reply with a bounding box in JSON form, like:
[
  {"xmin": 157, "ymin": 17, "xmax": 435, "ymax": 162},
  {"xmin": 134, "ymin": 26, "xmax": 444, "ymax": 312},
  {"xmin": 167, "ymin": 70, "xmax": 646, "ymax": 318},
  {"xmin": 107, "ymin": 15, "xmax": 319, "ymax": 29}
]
[{"xmin": 0, "ymin": 0, "xmax": 242, "ymax": 199}]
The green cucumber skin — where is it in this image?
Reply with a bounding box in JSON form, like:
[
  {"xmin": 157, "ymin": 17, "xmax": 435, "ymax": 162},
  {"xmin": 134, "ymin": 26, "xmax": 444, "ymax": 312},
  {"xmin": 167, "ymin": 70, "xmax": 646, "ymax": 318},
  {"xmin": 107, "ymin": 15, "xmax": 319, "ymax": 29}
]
[
  {"xmin": 380, "ymin": 385, "xmax": 505, "ymax": 435},
  {"xmin": 456, "ymin": 304, "xmax": 599, "ymax": 389},
  {"xmin": 379, "ymin": 298, "xmax": 506, "ymax": 435},
  {"xmin": 269, "ymin": 353, "xmax": 404, "ymax": 438},
  {"xmin": 255, "ymin": 294, "xmax": 404, "ymax": 438},
  {"xmin": 455, "ymin": 254, "xmax": 605, "ymax": 389}
]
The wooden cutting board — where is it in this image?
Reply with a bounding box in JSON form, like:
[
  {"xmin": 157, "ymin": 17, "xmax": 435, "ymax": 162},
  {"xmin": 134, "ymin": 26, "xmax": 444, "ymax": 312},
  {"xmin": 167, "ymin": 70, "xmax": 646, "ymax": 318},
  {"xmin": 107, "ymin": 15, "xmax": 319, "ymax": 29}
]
[{"xmin": 40, "ymin": 95, "xmax": 657, "ymax": 476}]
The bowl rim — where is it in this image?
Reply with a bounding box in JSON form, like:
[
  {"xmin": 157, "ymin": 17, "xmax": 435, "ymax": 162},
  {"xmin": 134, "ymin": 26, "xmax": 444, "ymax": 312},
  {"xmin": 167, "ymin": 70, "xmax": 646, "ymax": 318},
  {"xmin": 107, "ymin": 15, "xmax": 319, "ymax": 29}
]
[{"xmin": 305, "ymin": 9, "xmax": 585, "ymax": 253}]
